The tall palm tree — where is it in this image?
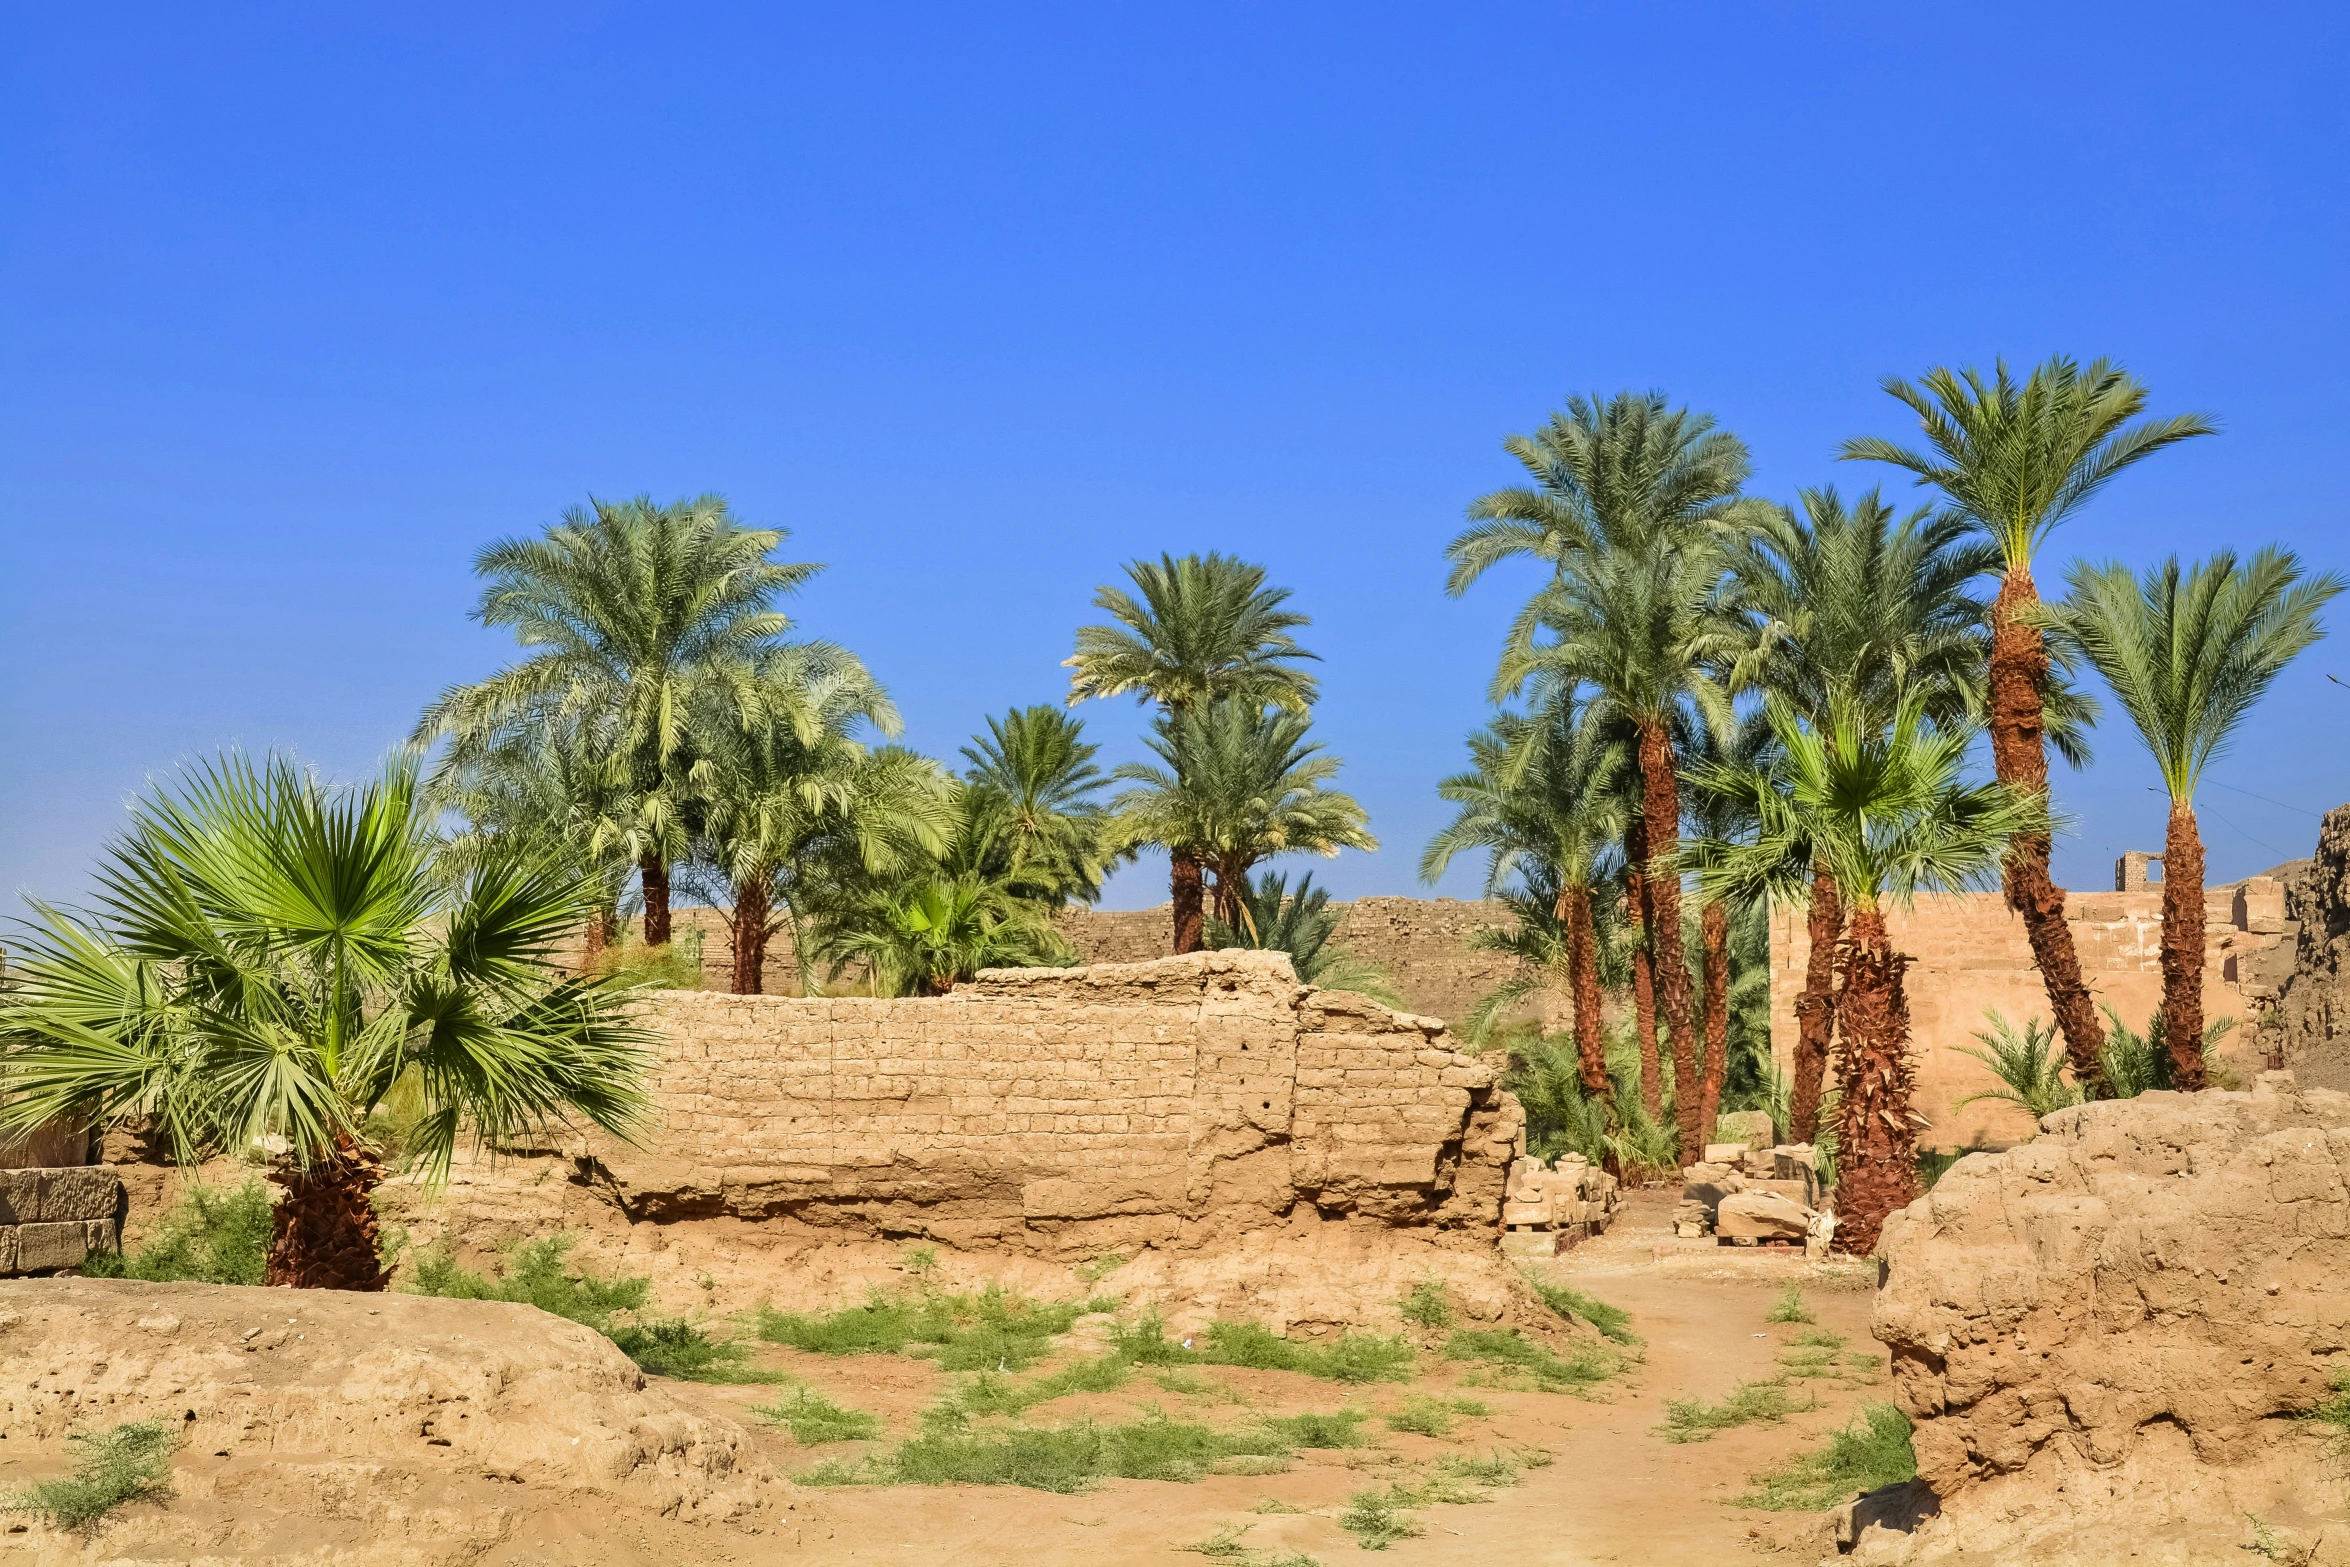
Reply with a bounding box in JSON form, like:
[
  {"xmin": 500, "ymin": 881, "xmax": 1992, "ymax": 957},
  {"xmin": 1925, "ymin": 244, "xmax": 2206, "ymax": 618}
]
[
  {"xmin": 1453, "ymin": 391, "xmax": 1756, "ymax": 1164},
  {"xmin": 1422, "ymin": 699, "xmax": 1629, "ymax": 1096},
  {"xmin": 1067, "ymin": 553, "xmax": 1321, "ymax": 951},
  {"xmin": 957, "ymin": 705, "xmax": 1115, "ymax": 907},
  {"xmin": 1840, "ymin": 358, "xmax": 2214, "ymax": 1090},
  {"xmin": 1691, "ymin": 695, "xmax": 2041, "ymax": 1255},
  {"xmin": 1111, "ymin": 701, "xmax": 1374, "ymax": 932},
  {"xmin": 416, "ymin": 494, "xmax": 814, "ymax": 948},
  {"xmin": 2050, "ymin": 548, "xmax": 2341, "ymax": 1085},
  {"xmin": 1680, "ymin": 711, "xmax": 1774, "ymax": 1143},
  {"xmin": 1720, "ymin": 486, "xmax": 1999, "ymax": 1139},
  {"xmin": 0, "ymin": 752, "xmax": 653, "ymax": 1288}
]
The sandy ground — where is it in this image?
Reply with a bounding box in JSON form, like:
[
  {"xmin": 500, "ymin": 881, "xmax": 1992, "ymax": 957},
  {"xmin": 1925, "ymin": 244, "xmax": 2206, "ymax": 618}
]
[{"xmin": 654, "ymin": 1188, "xmax": 1881, "ymax": 1567}]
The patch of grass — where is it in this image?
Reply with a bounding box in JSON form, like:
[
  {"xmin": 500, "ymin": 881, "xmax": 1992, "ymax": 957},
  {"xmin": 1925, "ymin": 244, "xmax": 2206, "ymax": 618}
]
[
  {"xmin": 1250, "ymin": 1496, "xmax": 1307, "ymax": 1514},
  {"xmin": 81, "ymin": 1181, "xmax": 272, "ymax": 1286},
  {"xmin": 2, "ymin": 1421, "xmax": 179, "ymax": 1531},
  {"xmin": 1524, "ymin": 1277, "xmax": 1639, "ymax": 1345},
  {"xmin": 1176, "ymin": 1523, "xmax": 1323, "ymax": 1566},
  {"xmin": 1776, "ymin": 1348, "xmax": 1849, "ymax": 1382},
  {"xmin": 1436, "ymin": 1451, "xmax": 1522, "ymax": 1488},
  {"xmin": 410, "ymin": 1235, "xmax": 778, "ymax": 1383},
  {"xmin": 802, "ymin": 1413, "xmax": 1295, "ymax": 1492},
  {"xmin": 1383, "ymin": 1396, "xmax": 1459, "ymax": 1439},
  {"xmin": 1259, "ymin": 1410, "xmax": 1369, "ymax": 1449},
  {"xmin": 953, "ymin": 1354, "xmax": 1131, "ymax": 1417},
  {"xmin": 1337, "ymin": 1485, "xmax": 1426, "ymax": 1550},
  {"xmin": 1075, "ymin": 1253, "xmax": 1128, "ymax": 1284},
  {"xmin": 753, "ymin": 1386, "xmax": 884, "ymax": 1445},
  {"xmin": 1110, "ymin": 1313, "xmax": 1415, "ymax": 1384},
  {"xmin": 1399, "ymin": 1280, "xmax": 1453, "ymax": 1329},
  {"xmin": 755, "ymin": 1283, "xmax": 1118, "ymax": 1372},
  {"xmin": 1153, "ymin": 1369, "xmax": 1221, "ymax": 1397},
  {"xmin": 1765, "ymin": 1286, "xmax": 1814, "ymax": 1325},
  {"xmin": 1657, "ymin": 1380, "xmax": 1809, "ymax": 1443},
  {"xmin": 2304, "ymin": 1369, "xmax": 2350, "ymax": 1435},
  {"xmin": 1738, "ymin": 1403, "xmax": 1916, "ymax": 1510},
  {"xmin": 1787, "ymin": 1327, "xmax": 1846, "ymax": 1350},
  {"xmin": 1443, "ymin": 1328, "xmax": 1615, "ymax": 1392}
]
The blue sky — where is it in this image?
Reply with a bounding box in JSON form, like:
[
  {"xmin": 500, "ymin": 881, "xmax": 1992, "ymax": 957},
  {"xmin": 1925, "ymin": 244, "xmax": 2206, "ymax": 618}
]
[{"xmin": 5, "ymin": 3, "xmax": 2346, "ymax": 912}]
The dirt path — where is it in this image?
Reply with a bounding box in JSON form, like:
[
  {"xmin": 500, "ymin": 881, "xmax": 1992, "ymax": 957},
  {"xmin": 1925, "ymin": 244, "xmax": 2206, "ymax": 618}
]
[{"xmin": 655, "ymin": 1190, "xmax": 1878, "ymax": 1567}]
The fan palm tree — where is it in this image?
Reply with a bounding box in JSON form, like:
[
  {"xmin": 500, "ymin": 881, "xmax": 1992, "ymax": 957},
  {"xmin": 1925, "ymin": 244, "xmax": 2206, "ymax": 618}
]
[
  {"xmin": 1452, "ymin": 390, "xmax": 1758, "ymax": 1164},
  {"xmin": 1690, "ymin": 694, "xmax": 2042, "ymax": 1255},
  {"xmin": 1421, "ymin": 699, "xmax": 1629, "ymax": 1093},
  {"xmin": 1111, "ymin": 701, "xmax": 1374, "ymax": 934},
  {"xmin": 2048, "ymin": 548, "xmax": 2341, "ymax": 1085},
  {"xmin": 1067, "ymin": 553, "xmax": 1321, "ymax": 951},
  {"xmin": 956, "ymin": 705, "xmax": 1115, "ymax": 908},
  {"xmin": 416, "ymin": 494, "xmax": 814, "ymax": 948},
  {"xmin": 1720, "ymin": 486, "xmax": 2001, "ymax": 1139},
  {"xmin": 0, "ymin": 752, "xmax": 654, "ymax": 1289},
  {"xmin": 1840, "ymin": 358, "xmax": 2214, "ymax": 1090}
]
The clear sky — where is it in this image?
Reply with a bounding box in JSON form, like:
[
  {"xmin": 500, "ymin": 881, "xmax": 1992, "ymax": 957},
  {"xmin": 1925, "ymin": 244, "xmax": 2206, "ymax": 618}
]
[{"xmin": 5, "ymin": 3, "xmax": 2346, "ymax": 914}]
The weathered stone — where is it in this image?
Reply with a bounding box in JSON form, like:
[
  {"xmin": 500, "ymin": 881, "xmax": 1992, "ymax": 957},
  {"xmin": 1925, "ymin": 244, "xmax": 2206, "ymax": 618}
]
[
  {"xmin": 1713, "ymin": 1189, "xmax": 1810, "ymax": 1241},
  {"xmin": 11, "ymin": 1219, "xmax": 108, "ymax": 1272},
  {"xmin": 1498, "ymin": 1228, "xmax": 1560, "ymax": 1260},
  {"xmin": 1700, "ymin": 1141, "xmax": 1747, "ymax": 1165}
]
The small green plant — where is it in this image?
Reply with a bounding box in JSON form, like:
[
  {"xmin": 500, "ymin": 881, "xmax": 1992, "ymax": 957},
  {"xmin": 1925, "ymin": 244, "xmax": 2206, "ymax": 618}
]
[
  {"xmin": 1765, "ymin": 1286, "xmax": 1814, "ymax": 1325},
  {"xmin": 1787, "ymin": 1327, "xmax": 1846, "ymax": 1349},
  {"xmin": 1383, "ymin": 1396, "xmax": 1458, "ymax": 1439},
  {"xmin": 1258, "ymin": 1410, "xmax": 1369, "ymax": 1449},
  {"xmin": 80, "ymin": 1182, "xmax": 273, "ymax": 1286},
  {"xmin": 1437, "ymin": 1450, "xmax": 1521, "ymax": 1487},
  {"xmin": 1443, "ymin": 1328, "xmax": 1615, "ymax": 1391},
  {"xmin": 1737, "ymin": 1402, "xmax": 1916, "ymax": 1510},
  {"xmin": 798, "ymin": 1412, "xmax": 1293, "ymax": 1492},
  {"xmin": 1399, "ymin": 1280, "xmax": 1453, "ymax": 1329},
  {"xmin": 1176, "ymin": 1522, "xmax": 1323, "ymax": 1566},
  {"xmin": 952, "ymin": 1354, "xmax": 1131, "ymax": 1417},
  {"xmin": 753, "ymin": 1386, "xmax": 884, "ymax": 1445},
  {"xmin": 903, "ymin": 1244, "xmax": 940, "ymax": 1278},
  {"xmin": 1657, "ymin": 1380, "xmax": 1808, "ymax": 1443},
  {"xmin": 2, "ymin": 1421, "xmax": 179, "ymax": 1531},
  {"xmin": 1250, "ymin": 1496, "xmax": 1307, "ymax": 1514},
  {"xmin": 1109, "ymin": 1313, "xmax": 1415, "ymax": 1384},
  {"xmin": 1075, "ymin": 1253, "xmax": 1128, "ymax": 1284},
  {"xmin": 2245, "ymin": 1512, "xmax": 2289, "ymax": 1561},
  {"xmin": 755, "ymin": 1284, "xmax": 1116, "ymax": 1371},
  {"xmin": 1337, "ymin": 1484, "xmax": 1426, "ymax": 1550},
  {"xmin": 1953, "ymin": 1011, "xmax": 2080, "ymax": 1119},
  {"xmin": 1524, "ymin": 1276, "xmax": 1638, "ymax": 1344}
]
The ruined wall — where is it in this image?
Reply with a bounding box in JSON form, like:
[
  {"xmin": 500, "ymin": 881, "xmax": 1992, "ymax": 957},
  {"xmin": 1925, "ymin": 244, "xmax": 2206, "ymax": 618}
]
[
  {"xmin": 577, "ymin": 951, "xmax": 1522, "ymax": 1258},
  {"xmin": 1770, "ymin": 882, "xmax": 2283, "ymax": 1148},
  {"xmin": 2261, "ymin": 805, "xmax": 2350, "ymax": 1089}
]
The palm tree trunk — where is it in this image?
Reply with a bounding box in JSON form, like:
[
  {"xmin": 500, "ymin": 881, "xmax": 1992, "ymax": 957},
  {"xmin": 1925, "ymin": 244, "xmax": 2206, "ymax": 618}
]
[
  {"xmin": 1210, "ymin": 856, "xmax": 1251, "ymax": 932},
  {"xmin": 1830, "ymin": 908, "xmax": 1920, "ymax": 1257},
  {"xmin": 2160, "ymin": 801, "xmax": 2209, "ymax": 1089},
  {"xmin": 1564, "ymin": 883, "xmax": 1610, "ymax": 1103},
  {"xmin": 264, "ymin": 1135, "xmax": 390, "ymax": 1290},
  {"xmin": 1790, "ymin": 863, "xmax": 1842, "ymax": 1144},
  {"xmin": 1990, "ymin": 570, "xmax": 2106, "ymax": 1090},
  {"xmin": 732, "ymin": 877, "xmax": 771, "ymax": 994},
  {"xmin": 640, "ymin": 853, "xmax": 673, "ymax": 947},
  {"xmin": 1638, "ymin": 721, "xmax": 1702, "ymax": 1165},
  {"xmin": 1699, "ymin": 897, "xmax": 1729, "ymax": 1140},
  {"xmin": 1627, "ymin": 859, "xmax": 1662, "ymax": 1122},
  {"xmin": 1171, "ymin": 852, "xmax": 1206, "ymax": 954},
  {"xmin": 583, "ymin": 911, "xmax": 608, "ymax": 972}
]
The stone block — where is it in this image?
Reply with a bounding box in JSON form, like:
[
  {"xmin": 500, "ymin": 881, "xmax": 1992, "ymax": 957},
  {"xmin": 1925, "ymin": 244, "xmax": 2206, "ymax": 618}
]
[
  {"xmin": 1701, "ymin": 1141, "xmax": 1748, "ymax": 1165},
  {"xmin": 1749, "ymin": 1175, "xmax": 1818, "ymax": 1208},
  {"xmin": 10, "ymin": 1218, "xmax": 113, "ymax": 1273},
  {"xmin": 1715, "ymin": 1189, "xmax": 1811, "ymax": 1241},
  {"xmin": 0, "ymin": 1167, "xmax": 121, "ymax": 1225},
  {"xmin": 1501, "ymin": 1200, "xmax": 1554, "ymax": 1228},
  {"xmin": 1500, "ymin": 1228, "xmax": 1561, "ymax": 1260},
  {"xmin": 1773, "ymin": 1145, "xmax": 1817, "ymax": 1178}
]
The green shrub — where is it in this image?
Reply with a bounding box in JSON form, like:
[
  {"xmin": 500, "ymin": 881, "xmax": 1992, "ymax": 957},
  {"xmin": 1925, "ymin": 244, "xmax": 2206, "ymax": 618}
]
[
  {"xmin": 1399, "ymin": 1280, "xmax": 1453, "ymax": 1329},
  {"xmin": 409, "ymin": 1234, "xmax": 773, "ymax": 1383},
  {"xmin": 1524, "ymin": 1277, "xmax": 1638, "ymax": 1344},
  {"xmin": 802, "ymin": 1413, "xmax": 1293, "ymax": 1492},
  {"xmin": 1108, "ymin": 1312, "xmax": 1414, "ymax": 1384},
  {"xmin": 1443, "ymin": 1328, "xmax": 1614, "ymax": 1391},
  {"xmin": 81, "ymin": 1182, "xmax": 272, "ymax": 1286},
  {"xmin": 953, "ymin": 1354, "xmax": 1130, "ymax": 1417},
  {"xmin": 753, "ymin": 1387, "xmax": 884, "ymax": 1445},
  {"xmin": 1765, "ymin": 1286, "xmax": 1813, "ymax": 1325},
  {"xmin": 1739, "ymin": 1403, "xmax": 1916, "ymax": 1510},
  {"xmin": 1383, "ymin": 1396, "xmax": 1457, "ymax": 1438},
  {"xmin": 1436, "ymin": 1450, "xmax": 1521, "ymax": 1487},
  {"xmin": 1336, "ymin": 1484, "xmax": 1426, "ymax": 1550},
  {"xmin": 755, "ymin": 1284, "xmax": 1115, "ymax": 1372},
  {"xmin": 1656, "ymin": 1380, "xmax": 1808, "ymax": 1443},
  {"xmin": 2, "ymin": 1421, "xmax": 179, "ymax": 1530},
  {"xmin": 1258, "ymin": 1410, "xmax": 1368, "ymax": 1449}
]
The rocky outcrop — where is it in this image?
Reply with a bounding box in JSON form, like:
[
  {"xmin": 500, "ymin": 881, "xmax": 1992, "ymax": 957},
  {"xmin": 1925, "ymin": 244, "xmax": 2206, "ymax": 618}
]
[
  {"xmin": 0, "ymin": 1278, "xmax": 790, "ymax": 1564},
  {"xmin": 2267, "ymin": 804, "xmax": 2350, "ymax": 1091},
  {"xmin": 1858, "ymin": 1075, "xmax": 2350, "ymax": 1563}
]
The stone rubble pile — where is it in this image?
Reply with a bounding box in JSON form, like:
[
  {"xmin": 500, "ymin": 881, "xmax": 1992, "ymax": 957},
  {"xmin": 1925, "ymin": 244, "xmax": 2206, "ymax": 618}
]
[
  {"xmin": 1670, "ymin": 1140, "xmax": 1834, "ymax": 1255},
  {"xmin": 1498, "ymin": 1152, "xmax": 1620, "ymax": 1258}
]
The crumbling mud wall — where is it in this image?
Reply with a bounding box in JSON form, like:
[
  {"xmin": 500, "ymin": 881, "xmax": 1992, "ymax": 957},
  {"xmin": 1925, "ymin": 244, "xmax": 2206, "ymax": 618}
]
[
  {"xmin": 576, "ymin": 951, "xmax": 1523, "ymax": 1259},
  {"xmin": 2263, "ymin": 804, "xmax": 2350, "ymax": 1090}
]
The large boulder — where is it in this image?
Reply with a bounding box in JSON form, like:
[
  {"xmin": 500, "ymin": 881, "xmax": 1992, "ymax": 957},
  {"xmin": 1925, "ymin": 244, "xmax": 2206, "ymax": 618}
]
[{"xmin": 1860, "ymin": 1074, "xmax": 2350, "ymax": 1563}]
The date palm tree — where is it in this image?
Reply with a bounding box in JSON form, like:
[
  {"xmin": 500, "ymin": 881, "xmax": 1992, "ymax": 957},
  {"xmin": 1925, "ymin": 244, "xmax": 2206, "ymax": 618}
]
[
  {"xmin": 2049, "ymin": 548, "xmax": 2341, "ymax": 1085},
  {"xmin": 816, "ymin": 873, "xmax": 1070, "ymax": 997},
  {"xmin": 1422, "ymin": 698, "xmax": 1629, "ymax": 1093},
  {"xmin": 1720, "ymin": 486, "xmax": 2000, "ymax": 1139},
  {"xmin": 416, "ymin": 494, "xmax": 815, "ymax": 948},
  {"xmin": 0, "ymin": 752, "xmax": 654, "ymax": 1289},
  {"xmin": 1690, "ymin": 694, "xmax": 2041, "ymax": 1255},
  {"xmin": 1112, "ymin": 701, "xmax": 1374, "ymax": 932},
  {"xmin": 956, "ymin": 705, "xmax": 1115, "ymax": 908},
  {"xmin": 1454, "ymin": 391, "xmax": 1757, "ymax": 1163},
  {"xmin": 1067, "ymin": 553, "xmax": 1320, "ymax": 951},
  {"xmin": 1841, "ymin": 358, "xmax": 2213, "ymax": 1090},
  {"xmin": 1203, "ymin": 870, "xmax": 1400, "ymax": 1004}
]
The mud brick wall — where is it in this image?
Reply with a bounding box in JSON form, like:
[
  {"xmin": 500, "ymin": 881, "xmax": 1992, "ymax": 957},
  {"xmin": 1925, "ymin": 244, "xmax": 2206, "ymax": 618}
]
[
  {"xmin": 576, "ymin": 952, "xmax": 1523, "ymax": 1257},
  {"xmin": 1770, "ymin": 883, "xmax": 2281, "ymax": 1148},
  {"xmin": 0, "ymin": 1167, "xmax": 123, "ymax": 1275}
]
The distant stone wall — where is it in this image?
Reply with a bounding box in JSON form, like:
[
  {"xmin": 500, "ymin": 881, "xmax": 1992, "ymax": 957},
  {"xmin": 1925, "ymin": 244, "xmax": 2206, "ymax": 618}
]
[
  {"xmin": 0, "ymin": 1167, "xmax": 121, "ymax": 1275},
  {"xmin": 1770, "ymin": 880, "xmax": 2285, "ymax": 1148},
  {"xmin": 575, "ymin": 952, "xmax": 1523, "ymax": 1258}
]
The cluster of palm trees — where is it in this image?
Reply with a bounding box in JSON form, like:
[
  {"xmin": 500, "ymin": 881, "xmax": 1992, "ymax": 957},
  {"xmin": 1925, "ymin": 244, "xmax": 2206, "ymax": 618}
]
[
  {"xmin": 412, "ymin": 501, "xmax": 1378, "ymax": 999},
  {"xmin": 1430, "ymin": 358, "xmax": 2338, "ymax": 1254}
]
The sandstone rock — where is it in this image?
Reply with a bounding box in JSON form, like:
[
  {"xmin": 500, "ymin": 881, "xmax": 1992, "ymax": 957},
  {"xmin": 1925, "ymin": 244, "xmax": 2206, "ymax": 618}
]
[
  {"xmin": 1713, "ymin": 1189, "xmax": 1810, "ymax": 1241},
  {"xmin": 1864, "ymin": 1074, "xmax": 2350, "ymax": 1562},
  {"xmin": 1700, "ymin": 1141, "xmax": 1748, "ymax": 1165}
]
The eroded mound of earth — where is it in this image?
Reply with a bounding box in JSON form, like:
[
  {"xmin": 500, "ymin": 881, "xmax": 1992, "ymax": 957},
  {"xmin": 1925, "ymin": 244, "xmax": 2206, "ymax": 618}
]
[
  {"xmin": 0, "ymin": 1278, "xmax": 793, "ymax": 1566},
  {"xmin": 1858, "ymin": 1073, "xmax": 2350, "ymax": 1564}
]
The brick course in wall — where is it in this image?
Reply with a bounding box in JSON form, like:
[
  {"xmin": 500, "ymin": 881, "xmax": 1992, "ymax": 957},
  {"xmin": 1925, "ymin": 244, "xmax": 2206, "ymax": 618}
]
[{"xmin": 578, "ymin": 951, "xmax": 1523, "ymax": 1257}]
